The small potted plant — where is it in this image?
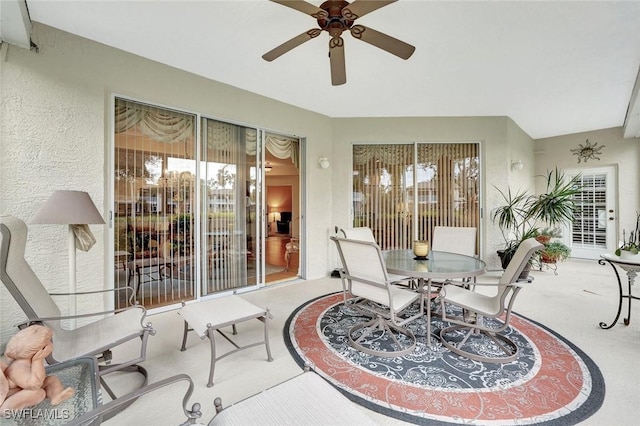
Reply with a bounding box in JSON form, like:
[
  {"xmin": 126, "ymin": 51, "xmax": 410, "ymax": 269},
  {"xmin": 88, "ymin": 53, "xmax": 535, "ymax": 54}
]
[
  {"xmin": 534, "ymin": 227, "xmax": 562, "ymax": 246},
  {"xmin": 615, "ymin": 212, "xmax": 640, "ymax": 259},
  {"xmin": 540, "ymin": 241, "xmax": 571, "ymax": 263}
]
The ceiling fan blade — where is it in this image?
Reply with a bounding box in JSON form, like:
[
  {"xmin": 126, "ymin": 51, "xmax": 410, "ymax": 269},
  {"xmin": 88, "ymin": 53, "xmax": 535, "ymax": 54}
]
[
  {"xmin": 342, "ymin": 0, "xmax": 397, "ymax": 20},
  {"xmin": 329, "ymin": 37, "xmax": 346, "ymax": 86},
  {"xmin": 262, "ymin": 29, "xmax": 322, "ymax": 62},
  {"xmin": 350, "ymin": 24, "xmax": 415, "ymax": 59},
  {"xmin": 270, "ymin": 0, "xmax": 328, "ymax": 19}
]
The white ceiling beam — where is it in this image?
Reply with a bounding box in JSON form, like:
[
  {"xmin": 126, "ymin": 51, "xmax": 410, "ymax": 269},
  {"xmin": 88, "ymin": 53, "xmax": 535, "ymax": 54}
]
[
  {"xmin": 623, "ymin": 66, "xmax": 640, "ymax": 139},
  {"xmin": 0, "ymin": 0, "xmax": 32, "ymax": 49}
]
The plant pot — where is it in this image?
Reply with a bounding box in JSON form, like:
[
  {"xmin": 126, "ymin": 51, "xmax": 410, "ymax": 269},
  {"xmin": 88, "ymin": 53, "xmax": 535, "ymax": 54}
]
[
  {"xmin": 497, "ymin": 249, "xmax": 531, "ymax": 280},
  {"xmin": 540, "ymin": 253, "xmax": 559, "ymax": 263},
  {"xmin": 618, "ymin": 250, "xmax": 640, "ymax": 261},
  {"xmin": 497, "ymin": 249, "xmax": 509, "ymax": 269},
  {"xmin": 535, "ymin": 235, "xmax": 551, "ymax": 245}
]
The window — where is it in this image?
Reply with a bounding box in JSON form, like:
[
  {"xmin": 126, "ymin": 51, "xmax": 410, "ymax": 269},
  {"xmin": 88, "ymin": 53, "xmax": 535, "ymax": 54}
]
[{"xmin": 352, "ymin": 143, "xmax": 479, "ymax": 250}]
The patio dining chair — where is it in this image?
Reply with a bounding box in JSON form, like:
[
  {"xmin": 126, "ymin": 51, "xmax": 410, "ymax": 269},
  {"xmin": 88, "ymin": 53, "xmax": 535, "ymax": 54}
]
[
  {"xmin": 339, "ymin": 226, "xmax": 415, "ymax": 288},
  {"xmin": 438, "ymin": 237, "xmax": 543, "ymax": 363},
  {"xmin": 431, "ymin": 226, "xmax": 477, "ymax": 257},
  {"xmin": 0, "ymin": 215, "xmax": 155, "ymax": 413},
  {"xmin": 431, "ymin": 226, "xmax": 478, "ymax": 286},
  {"xmin": 331, "ymin": 236, "xmax": 425, "ymax": 357}
]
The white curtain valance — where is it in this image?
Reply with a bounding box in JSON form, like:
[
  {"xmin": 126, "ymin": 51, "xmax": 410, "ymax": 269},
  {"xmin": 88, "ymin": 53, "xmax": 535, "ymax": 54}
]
[
  {"xmin": 353, "ymin": 143, "xmax": 479, "ymax": 166},
  {"xmin": 353, "ymin": 145, "xmax": 414, "ymax": 166},
  {"xmin": 115, "ymin": 99, "xmax": 194, "ymax": 143},
  {"xmin": 206, "ymin": 121, "xmax": 299, "ymax": 168},
  {"xmin": 116, "ymin": 100, "xmax": 299, "ymax": 168}
]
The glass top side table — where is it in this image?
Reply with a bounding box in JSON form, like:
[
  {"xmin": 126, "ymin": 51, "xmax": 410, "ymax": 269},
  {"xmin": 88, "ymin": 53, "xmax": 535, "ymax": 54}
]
[
  {"xmin": 598, "ymin": 253, "xmax": 640, "ymax": 328},
  {"xmin": 8, "ymin": 357, "xmax": 100, "ymax": 425}
]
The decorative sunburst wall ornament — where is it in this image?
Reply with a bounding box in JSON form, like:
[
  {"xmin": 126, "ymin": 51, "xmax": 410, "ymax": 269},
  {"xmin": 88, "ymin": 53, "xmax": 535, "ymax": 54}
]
[{"xmin": 570, "ymin": 139, "xmax": 605, "ymax": 163}]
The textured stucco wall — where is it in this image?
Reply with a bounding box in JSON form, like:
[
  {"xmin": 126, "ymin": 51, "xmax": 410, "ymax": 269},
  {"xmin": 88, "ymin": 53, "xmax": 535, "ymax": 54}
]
[
  {"xmin": 0, "ymin": 23, "xmax": 333, "ymax": 346},
  {"xmin": 1, "ymin": 37, "xmax": 107, "ymax": 347}
]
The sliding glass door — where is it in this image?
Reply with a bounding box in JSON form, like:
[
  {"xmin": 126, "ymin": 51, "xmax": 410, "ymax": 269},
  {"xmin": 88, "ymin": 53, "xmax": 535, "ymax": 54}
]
[
  {"xmin": 200, "ymin": 119, "xmax": 259, "ymax": 295},
  {"xmin": 112, "ymin": 98, "xmax": 262, "ymax": 309},
  {"xmin": 112, "ymin": 97, "xmax": 303, "ymax": 309},
  {"xmin": 352, "ymin": 142, "xmax": 480, "ymax": 251}
]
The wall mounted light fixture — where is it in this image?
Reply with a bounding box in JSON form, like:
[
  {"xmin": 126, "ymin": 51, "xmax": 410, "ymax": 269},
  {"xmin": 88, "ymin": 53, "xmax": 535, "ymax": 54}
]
[
  {"xmin": 511, "ymin": 160, "xmax": 524, "ymax": 171},
  {"xmin": 264, "ymin": 163, "xmax": 272, "ymax": 172},
  {"xmin": 318, "ymin": 157, "xmax": 330, "ymax": 169}
]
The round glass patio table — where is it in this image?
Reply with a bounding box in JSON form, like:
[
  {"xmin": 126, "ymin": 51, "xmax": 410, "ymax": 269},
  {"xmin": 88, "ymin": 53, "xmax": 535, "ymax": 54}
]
[
  {"xmin": 382, "ymin": 249, "xmax": 486, "ymax": 345},
  {"xmin": 383, "ymin": 249, "xmax": 486, "ymax": 281}
]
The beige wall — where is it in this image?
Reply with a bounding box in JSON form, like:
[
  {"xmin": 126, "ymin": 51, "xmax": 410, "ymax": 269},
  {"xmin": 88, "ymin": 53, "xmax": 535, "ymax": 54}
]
[
  {"xmin": 535, "ymin": 127, "xmax": 640, "ymax": 238},
  {"xmin": 4, "ymin": 23, "xmax": 637, "ymax": 347}
]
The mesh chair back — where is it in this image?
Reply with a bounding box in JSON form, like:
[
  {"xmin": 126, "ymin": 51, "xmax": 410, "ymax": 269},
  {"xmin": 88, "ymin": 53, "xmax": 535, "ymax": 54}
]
[
  {"xmin": 0, "ymin": 216, "xmax": 63, "ymax": 329},
  {"xmin": 499, "ymin": 238, "xmax": 543, "ymax": 285},
  {"xmin": 341, "ymin": 227, "xmax": 376, "ymax": 243},
  {"xmin": 431, "ymin": 226, "xmax": 477, "ymax": 256},
  {"xmin": 333, "ymin": 237, "xmax": 388, "ymax": 291}
]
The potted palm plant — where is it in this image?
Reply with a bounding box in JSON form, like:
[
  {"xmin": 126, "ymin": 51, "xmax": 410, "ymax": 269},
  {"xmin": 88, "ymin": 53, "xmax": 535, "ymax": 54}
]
[{"xmin": 492, "ymin": 168, "xmax": 582, "ymax": 273}]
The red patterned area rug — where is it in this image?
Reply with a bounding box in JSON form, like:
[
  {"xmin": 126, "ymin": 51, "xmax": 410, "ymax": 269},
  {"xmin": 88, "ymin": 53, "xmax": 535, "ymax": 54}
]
[{"xmin": 284, "ymin": 293, "xmax": 604, "ymax": 425}]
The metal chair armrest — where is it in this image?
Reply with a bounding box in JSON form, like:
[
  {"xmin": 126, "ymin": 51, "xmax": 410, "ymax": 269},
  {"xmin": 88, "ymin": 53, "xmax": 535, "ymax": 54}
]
[
  {"xmin": 65, "ymin": 374, "xmax": 200, "ymax": 426},
  {"xmin": 17, "ymin": 305, "xmax": 150, "ymax": 329},
  {"xmin": 50, "ymin": 286, "xmax": 137, "ymax": 306}
]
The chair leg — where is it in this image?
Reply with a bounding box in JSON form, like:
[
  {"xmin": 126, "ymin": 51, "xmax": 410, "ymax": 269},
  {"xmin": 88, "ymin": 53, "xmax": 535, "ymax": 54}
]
[
  {"xmin": 348, "ymin": 314, "xmax": 417, "ymax": 357},
  {"xmin": 439, "ymin": 324, "xmax": 518, "ymax": 363}
]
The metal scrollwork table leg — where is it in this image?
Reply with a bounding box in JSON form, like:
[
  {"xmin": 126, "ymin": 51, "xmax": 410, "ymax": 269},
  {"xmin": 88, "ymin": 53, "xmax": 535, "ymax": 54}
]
[{"xmin": 598, "ymin": 257, "xmax": 640, "ymax": 328}]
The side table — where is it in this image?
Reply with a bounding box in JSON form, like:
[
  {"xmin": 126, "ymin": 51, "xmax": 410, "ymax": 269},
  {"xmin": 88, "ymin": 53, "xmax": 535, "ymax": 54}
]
[
  {"xmin": 7, "ymin": 357, "xmax": 100, "ymax": 425},
  {"xmin": 598, "ymin": 253, "xmax": 640, "ymax": 328}
]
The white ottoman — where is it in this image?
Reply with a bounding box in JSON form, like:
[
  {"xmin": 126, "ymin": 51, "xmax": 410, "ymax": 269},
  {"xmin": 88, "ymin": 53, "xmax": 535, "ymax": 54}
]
[{"xmin": 178, "ymin": 296, "xmax": 273, "ymax": 387}]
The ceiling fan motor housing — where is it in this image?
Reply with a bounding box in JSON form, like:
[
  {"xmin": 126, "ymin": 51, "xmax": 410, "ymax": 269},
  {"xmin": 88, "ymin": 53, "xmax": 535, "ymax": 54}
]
[{"xmin": 317, "ymin": 0, "xmax": 354, "ymax": 37}]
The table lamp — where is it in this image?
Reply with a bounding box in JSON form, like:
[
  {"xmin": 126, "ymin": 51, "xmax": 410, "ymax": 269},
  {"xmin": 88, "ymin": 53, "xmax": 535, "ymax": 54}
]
[{"xmin": 32, "ymin": 190, "xmax": 105, "ymax": 327}]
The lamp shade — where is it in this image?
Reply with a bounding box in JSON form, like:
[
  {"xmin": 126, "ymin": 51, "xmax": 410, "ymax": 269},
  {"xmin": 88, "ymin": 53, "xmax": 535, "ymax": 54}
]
[{"xmin": 32, "ymin": 190, "xmax": 105, "ymax": 225}]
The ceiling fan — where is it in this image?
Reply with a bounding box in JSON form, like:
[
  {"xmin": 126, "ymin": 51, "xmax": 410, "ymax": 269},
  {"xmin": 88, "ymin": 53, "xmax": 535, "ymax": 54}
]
[{"xmin": 262, "ymin": 0, "xmax": 415, "ymax": 86}]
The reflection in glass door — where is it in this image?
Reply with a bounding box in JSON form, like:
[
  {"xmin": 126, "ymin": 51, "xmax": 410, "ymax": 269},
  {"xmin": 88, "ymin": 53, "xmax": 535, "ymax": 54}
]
[
  {"xmin": 200, "ymin": 119, "xmax": 258, "ymax": 295},
  {"xmin": 113, "ymin": 98, "xmax": 197, "ymax": 309}
]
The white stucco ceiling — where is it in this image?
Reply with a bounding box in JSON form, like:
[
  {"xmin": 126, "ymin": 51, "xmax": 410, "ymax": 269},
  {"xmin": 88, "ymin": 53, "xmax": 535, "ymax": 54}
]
[{"xmin": 17, "ymin": 0, "xmax": 640, "ymax": 139}]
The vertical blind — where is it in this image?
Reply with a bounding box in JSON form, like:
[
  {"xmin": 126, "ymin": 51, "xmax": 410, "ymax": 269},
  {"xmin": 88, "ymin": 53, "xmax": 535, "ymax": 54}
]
[
  {"xmin": 114, "ymin": 98, "xmax": 196, "ymax": 308},
  {"xmin": 115, "ymin": 98, "xmax": 301, "ymax": 309},
  {"xmin": 353, "ymin": 143, "xmax": 480, "ymax": 251},
  {"xmin": 201, "ymin": 119, "xmax": 254, "ymax": 294}
]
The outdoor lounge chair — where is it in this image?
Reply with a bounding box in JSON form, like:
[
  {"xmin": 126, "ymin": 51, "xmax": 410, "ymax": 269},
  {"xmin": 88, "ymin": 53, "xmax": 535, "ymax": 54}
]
[
  {"xmin": 66, "ymin": 367, "xmax": 376, "ymax": 426},
  {"xmin": 0, "ymin": 215, "xmax": 155, "ymax": 409},
  {"xmin": 331, "ymin": 236, "xmax": 425, "ymax": 357},
  {"xmin": 438, "ymin": 237, "xmax": 543, "ymax": 363}
]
